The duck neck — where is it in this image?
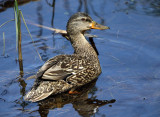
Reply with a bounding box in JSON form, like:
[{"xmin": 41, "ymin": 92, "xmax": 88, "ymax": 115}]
[{"xmin": 69, "ymin": 32, "xmax": 99, "ymax": 60}]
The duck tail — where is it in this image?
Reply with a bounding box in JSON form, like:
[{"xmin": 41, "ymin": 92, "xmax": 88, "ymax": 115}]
[
  {"xmin": 24, "ymin": 80, "xmax": 72, "ymax": 102},
  {"xmin": 24, "ymin": 82, "xmax": 54, "ymax": 102},
  {"xmin": 24, "ymin": 89, "xmax": 53, "ymax": 102}
]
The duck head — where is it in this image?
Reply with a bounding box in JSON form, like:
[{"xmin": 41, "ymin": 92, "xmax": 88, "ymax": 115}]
[{"xmin": 66, "ymin": 12, "xmax": 110, "ymax": 35}]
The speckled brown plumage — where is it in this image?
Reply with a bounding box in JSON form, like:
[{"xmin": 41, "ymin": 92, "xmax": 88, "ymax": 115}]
[{"xmin": 24, "ymin": 12, "xmax": 109, "ymax": 102}]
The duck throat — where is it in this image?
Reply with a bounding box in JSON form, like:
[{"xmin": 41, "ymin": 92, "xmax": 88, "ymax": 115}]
[{"xmin": 69, "ymin": 32, "xmax": 98, "ymax": 59}]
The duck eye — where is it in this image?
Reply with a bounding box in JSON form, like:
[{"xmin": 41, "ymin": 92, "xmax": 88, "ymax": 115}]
[
  {"xmin": 86, "ymin": 19, "xmax": 91, "ymax": 22},
  {"xmin": 81, "ymin": 18, "xmax": 86, "ymax": 21},
  {"xmin": 81, "ymin": 18, "xmax": 91, "ymax": 22}
]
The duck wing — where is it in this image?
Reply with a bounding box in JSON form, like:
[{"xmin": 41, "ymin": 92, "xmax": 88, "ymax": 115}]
[
  {"xmin": 36, "ymin": 55, "xmax": 84, "ymax": 81},
  {"xmin": 26, "ymin": 55, "xmax": 67, "ymax": 80},
  {"xmin": 36, "ymin": 55, "xmax": 65, "ymax": 79}
]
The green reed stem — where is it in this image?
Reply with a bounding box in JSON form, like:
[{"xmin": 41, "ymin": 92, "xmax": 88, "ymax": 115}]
[
  {"xmin": 14, "ymin": 0, "xmax": 18, "ymax": 51},
  {"xmin": 14, "ymin": 0, "xmax": 24, "ymax": 76},
  {"xmin": 14, "ymin": 0, "xmax": 41, "ymax": 63}
]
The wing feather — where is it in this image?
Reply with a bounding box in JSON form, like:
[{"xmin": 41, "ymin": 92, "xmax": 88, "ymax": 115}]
[{"xmin": 36, "ymin": 55, "xmax": 86, "ymax": 81}]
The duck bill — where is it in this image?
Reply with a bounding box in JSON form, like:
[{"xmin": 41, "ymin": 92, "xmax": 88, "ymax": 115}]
[{"xmin": 91, "ymin": 21, "xmax": 110, "ymax": 30}]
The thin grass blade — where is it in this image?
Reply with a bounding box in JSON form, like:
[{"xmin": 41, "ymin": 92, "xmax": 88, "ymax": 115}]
[
  {"xmin": 0, "ymin": 19, "xmax": 14, "ymax": 28},
  {"xmin": 20, "ymin": 11, "xmax": 42, "ymax": 61},
  {"xmin": 14, "ymin": 2, "xmax": 18, "ymax": 52}
]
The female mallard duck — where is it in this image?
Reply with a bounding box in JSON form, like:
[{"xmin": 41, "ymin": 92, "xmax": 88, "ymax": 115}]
[{"xmin": 24, "ymin": 12, "xmax": 109, "ymax": 102}]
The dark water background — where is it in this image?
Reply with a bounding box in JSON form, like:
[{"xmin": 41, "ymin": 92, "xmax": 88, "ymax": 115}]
[{"xmin": 0, "ymin": 0, "xmax": 160, "ymax": 117}]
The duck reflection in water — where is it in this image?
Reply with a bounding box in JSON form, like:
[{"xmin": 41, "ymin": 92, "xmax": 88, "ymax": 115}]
[{"xmin": 37, "ymin": 79, "xmax": 116, "ymax": 117}]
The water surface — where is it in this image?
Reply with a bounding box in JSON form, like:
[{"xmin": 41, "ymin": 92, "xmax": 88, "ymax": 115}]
[{"xmin": 0, "ymin": 0, "xmax": 160, "ymax": 117}]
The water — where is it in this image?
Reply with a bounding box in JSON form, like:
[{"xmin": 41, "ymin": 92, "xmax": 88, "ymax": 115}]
[{"xmin": 0, "ymin": 0, "xmax": 160, "ymax": 117}]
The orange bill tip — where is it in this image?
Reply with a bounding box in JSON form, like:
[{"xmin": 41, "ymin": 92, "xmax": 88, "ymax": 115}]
[{"xmin": 91, "ymin": 21, "xmax": 110, "ymax": 30}]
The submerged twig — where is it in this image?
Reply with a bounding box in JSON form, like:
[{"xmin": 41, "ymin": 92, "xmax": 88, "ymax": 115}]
[
  {"xmin": 3, "ymin": 32, "xmax": 5, "ymax": 56},
  {"xmin": 27, "ymin": 21, "xmax": 67, "ymax": 34},
  {"xmin": 27, "ymin": 21, "xmax": 97, "ymax": 39}
]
